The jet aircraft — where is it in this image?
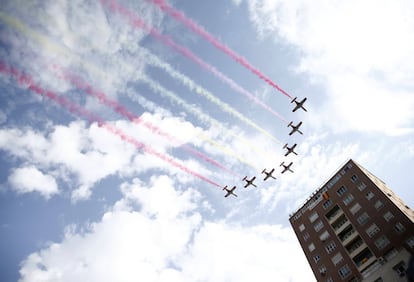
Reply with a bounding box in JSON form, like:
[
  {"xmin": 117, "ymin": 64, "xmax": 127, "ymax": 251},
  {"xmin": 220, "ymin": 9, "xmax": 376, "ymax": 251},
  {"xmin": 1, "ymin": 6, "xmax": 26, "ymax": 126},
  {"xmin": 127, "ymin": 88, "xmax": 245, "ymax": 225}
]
[
  {"xmin": 291, "ymin": 97, "xmax": 307, "ymax": 112},
  {"xmin": 280, "ymin": 162, "xmax": 294, "ymax": 174},
  {"xmin": 242, "ymin": 176, "xmax": 257, "ymax": 188},
  {"xmin": 262, "ymin": 168, "xmax": 276, "ymax": 181},
  {"xmin": 283, "ymin": 143, "xmax": 298, "ymax": 156},
  {"xmin": 288, "ymin": 121, "xmax": 303, "ymax": 136},
  {"xmin": 223, "ymin": 185, "xmax": 237, "ymax": 198}
]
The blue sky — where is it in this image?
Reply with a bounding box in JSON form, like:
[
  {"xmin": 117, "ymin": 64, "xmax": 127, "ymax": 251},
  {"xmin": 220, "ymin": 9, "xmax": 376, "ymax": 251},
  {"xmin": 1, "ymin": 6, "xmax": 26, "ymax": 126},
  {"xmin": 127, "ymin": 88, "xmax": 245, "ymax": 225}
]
[{"xmin": 1, "ymin": 0, "xmax": 414, "ymax": 281}]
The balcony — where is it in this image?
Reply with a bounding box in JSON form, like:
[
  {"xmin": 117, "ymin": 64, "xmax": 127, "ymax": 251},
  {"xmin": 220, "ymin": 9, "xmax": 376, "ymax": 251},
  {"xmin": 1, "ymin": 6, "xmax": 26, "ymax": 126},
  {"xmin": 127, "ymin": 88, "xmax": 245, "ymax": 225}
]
[
  {"xmin": 327, "ymin": 207, "xmax": 343, "ymax": 224},
  {"xmin": 332, "ymin": 214, "xmax": 350, "ymax": 234},
  {"xmin": 341, "ymin": 229, "xmax": 359, "ymax": 246},
  {"xmin": 352, "ymin": 247, "xmax": 375, "ymax": 272},
  {"xmin": 348, "ymin": 241, "xmax": 368, "ymax": 257}
]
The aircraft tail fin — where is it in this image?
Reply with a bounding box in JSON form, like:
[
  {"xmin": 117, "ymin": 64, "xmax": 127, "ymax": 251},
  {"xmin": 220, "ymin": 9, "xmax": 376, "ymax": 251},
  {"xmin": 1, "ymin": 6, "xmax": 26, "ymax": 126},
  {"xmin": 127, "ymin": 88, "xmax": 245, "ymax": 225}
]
[{"xmin": 291, "ymin": 97, "xmax": 297, "ymax": 104}]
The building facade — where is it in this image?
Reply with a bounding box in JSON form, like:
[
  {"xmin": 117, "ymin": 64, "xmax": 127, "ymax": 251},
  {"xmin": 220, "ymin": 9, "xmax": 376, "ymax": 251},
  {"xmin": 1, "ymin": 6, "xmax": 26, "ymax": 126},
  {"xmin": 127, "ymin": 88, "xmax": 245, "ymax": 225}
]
[{"xmin": 289, "ymin": 159, "xmax": 414, "ymax": 282}]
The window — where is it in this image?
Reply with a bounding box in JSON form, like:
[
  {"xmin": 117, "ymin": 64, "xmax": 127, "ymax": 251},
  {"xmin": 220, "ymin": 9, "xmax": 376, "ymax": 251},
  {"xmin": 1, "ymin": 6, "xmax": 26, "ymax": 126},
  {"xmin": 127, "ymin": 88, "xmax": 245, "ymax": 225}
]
[
  {"xmin": 406, "ymin": 236, "xmax": 414, "ymax": 248},
  {"xmin": 308, "ymin": 243, "xmax": 315, "ymax": 252},
  {"xmin": 393, "ymin": 261, "xmax": 406, "ymax": 277},
  {"xmin": 314, "ymin": 255, "xmax": 321, "ymax": 263},
  {"xmin": 326, "ymin": 278, "xmax": 333, "ymax": 282},
  {"xmin": 394, "ymin": 222, "xmax": 406, "ymax": 234},
  {"xmin": 357, "ymin": 182, "xmax": 367, "ymax": 191},
  {"xmin": 303, "ymin": 232, "xmax": 310, "ymax": 241},
  {"xmin": 383, "ymin": 211, "xmax": 394, "ymax": 222},
  {"xmin": 325, "ymin": 241, "xmax": 336, "ymax": 254},
  {"xmin": 309, "ymin": 212, "xmax": 319, "ymax": 223},
  {"xmin": 332, "ymin": 252, "xmax": 344, "ymax": 266},
  {"xmin": 343, "ymin": 194, "xmax": 354, "ymax": 206},
  {"xmin": 299, "ymin": 224, "xmax": 305, "ymax": 232},
  {"xmin": 319, "ymin": 265, "xmax": 327, "ymax": 276},
  {"xmin": 337, "ymin": 186, "xmax": 347, "ymax": 196},
  {"xmin": 323, "ymin": 199, "xmax": 332, "ymax": 209},
  {"xmin": 314, "ymin": 220, "xmax": 324, "ymax": 232},
  {"xmin": 375, "ymin": 235, "xmax": 390, "ymax": 250},
  {"xmin": 350, "ymin": 203, "xmax": 361, "ymax": 215},
  {"xmin": 366, "ymin": 191, "xmax": 374, "ymax": 200},
  {"xmin": 357, "ymin": 212, "xmax": 370, "ymax": 225},
  {"xmin": 320, "ymin": 230, "xmax": 330, "ymax": 242},
  {"xmin": 351, "ymin": 174, "xmax": 359, "ymax": 182},
  {"xmin": 385, "ymin": 248, "xmax": 399, "ymax": 261},
  {"xmin": 338, "ymin": 264, "xmax": 351, "ymax": 279},
  {"xmin": 366, "ymin": 223, "xmax": 380, "ymax": 238},
  {"xmin": 374, "ymin": 200, "xmax": 384, "ymax": 210}
]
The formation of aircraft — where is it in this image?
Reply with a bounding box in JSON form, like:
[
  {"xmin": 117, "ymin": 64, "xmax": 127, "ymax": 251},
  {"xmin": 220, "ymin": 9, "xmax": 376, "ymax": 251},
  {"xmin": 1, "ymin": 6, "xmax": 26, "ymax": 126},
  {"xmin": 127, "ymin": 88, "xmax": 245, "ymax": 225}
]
[
  {"xmin": 262, "ymin": 168, "xmax": 276, "ymax": 181},
  {"xmin": 222, "ymin": 97, "xmax": 307, "ymax": 198},
  {"xmin": 280, "ymin": 161, "xmax": 294, "ymax": 174},
  {"xmin": 291, "ymin": 97, "xmax": 307, "ymax": 112},
  {"xmin": 223, "ymin": 185, "xmax": 237, "ymax": 197},
  {"xmin": 283, "ymin": 143, "xmax": 298, "ymax": 156},
  {"xmin": 243, "ymin": 176, "xmax": 257, "ymax": 188}
]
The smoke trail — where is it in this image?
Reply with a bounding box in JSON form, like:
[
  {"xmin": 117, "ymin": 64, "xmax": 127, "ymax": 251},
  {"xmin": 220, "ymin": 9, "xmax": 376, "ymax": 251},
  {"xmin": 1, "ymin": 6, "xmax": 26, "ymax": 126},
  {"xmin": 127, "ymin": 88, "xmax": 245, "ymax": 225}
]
[
  {"xmin": 101, "ymin": 0, "xmax": 288, "ymax": 123},
  {"xmin": 127, "ymin": 79, "xmax": 260, "ymax": 171},
  {"xmin": 148, "ymin": 0, "xmax": 292, "ymax": 99},
  {"xmin": 0, "ymin": 11, "xmax": 109, "ymax": 83},
  {"xmin": 0, "ymin": 62, "xmax": 222, "ymax": 188},
  {"xmin": 0, "ymin": 12, "xmax": 244, "ymax": 174},
  {"xmin": 140, "ymin": 48, "xmax": 282, "ymax": 145},
  {"xmin": 54, "ymin": 68, "xmax": 236, "ymax": 176}
]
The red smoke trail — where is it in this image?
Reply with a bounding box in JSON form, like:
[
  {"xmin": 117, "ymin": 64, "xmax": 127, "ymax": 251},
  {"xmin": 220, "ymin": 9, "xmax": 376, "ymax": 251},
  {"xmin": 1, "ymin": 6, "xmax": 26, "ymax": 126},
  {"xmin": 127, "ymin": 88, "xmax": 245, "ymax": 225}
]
[
  {"xmin": 0, "ymin": 62, "xmax": 222, "ymax": 188},
  {"xmin": 149, "ymin": 0, "xmax": 292, "ymax": 99},
  {"xmin": 101, "ymin": 0, "xmax": 288, "ymax": 123},
  {"xmin": 51, "ymin": 67, "xmax": 236, "ymax": 176}
]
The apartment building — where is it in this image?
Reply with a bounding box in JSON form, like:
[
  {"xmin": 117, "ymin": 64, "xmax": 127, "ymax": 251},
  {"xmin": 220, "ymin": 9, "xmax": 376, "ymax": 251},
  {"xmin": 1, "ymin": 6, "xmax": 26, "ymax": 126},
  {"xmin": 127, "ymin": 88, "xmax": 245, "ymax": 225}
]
[{"xmin": 289, "ymin": 159, "xmax": 414, "ymax": 281}]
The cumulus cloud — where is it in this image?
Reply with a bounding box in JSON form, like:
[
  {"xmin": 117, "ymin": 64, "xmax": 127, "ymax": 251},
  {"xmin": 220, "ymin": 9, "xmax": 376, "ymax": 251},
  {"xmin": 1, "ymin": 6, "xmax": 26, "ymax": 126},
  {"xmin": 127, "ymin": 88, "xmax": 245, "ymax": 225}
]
[
  {"xmin": 0, "ymin": 111, "xmax": 227, "ymax": 201},
  {"xmin": 248, "ymin": 0, "xmax": 414, "ymax": 135},
  {"xmin": 19, "ymin": 175, "xmax": 314, "ymax": 282},
  {"xmin": 8, "ymin": 166, "xmax": 58, "ymax": 199}
]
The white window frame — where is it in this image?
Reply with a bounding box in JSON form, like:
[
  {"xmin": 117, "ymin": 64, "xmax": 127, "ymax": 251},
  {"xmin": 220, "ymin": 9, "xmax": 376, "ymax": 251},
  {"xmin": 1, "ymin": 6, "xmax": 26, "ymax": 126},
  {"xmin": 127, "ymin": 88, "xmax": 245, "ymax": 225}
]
[
  {"xmin": 309, "ymin": 212, "xmax": 319, "ymax": 223},
  {"xmin": 350, "ymin": 203, "xmax": 361, "ymax": 215},
  {"xmin": 366, "ymin": 223, "xmax": 380, "ymax": 238},
  {"xmin": 383, "ymin": 211, "xmax": 394, "ymax": 222}
]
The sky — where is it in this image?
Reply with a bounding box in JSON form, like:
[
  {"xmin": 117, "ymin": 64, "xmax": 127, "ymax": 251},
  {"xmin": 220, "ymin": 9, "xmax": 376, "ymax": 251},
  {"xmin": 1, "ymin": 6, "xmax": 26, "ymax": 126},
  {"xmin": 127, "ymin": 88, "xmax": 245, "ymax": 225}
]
[{"xmin": 0, "ymin": 0, "xmax": 413, "ymax": 281}]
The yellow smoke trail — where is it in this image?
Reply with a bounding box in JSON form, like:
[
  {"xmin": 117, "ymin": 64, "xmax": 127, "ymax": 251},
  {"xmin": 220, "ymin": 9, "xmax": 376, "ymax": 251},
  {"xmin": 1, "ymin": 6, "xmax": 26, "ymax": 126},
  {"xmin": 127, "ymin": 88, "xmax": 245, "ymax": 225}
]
[
  {"xmin": 138, "ymin": 76, "xmax": 260, "ymax": 170},
  {"xmin": 0, "ymin": 11, "xmax": 111, "ymax": 82},
  {"xmin": 0, "ymin": 12, "xmax": 261, "ymax": 170},
  {"xmin": 140, "ymin": 47, "xmax": 282, "ymax": 145}
]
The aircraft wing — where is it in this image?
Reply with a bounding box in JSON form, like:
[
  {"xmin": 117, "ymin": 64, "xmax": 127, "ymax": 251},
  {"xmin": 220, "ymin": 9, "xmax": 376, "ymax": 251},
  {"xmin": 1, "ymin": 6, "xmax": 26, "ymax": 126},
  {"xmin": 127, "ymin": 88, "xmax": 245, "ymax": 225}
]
[{"xmin": 292, "ymin": 104, "xmax": 300, "ymax": 112}]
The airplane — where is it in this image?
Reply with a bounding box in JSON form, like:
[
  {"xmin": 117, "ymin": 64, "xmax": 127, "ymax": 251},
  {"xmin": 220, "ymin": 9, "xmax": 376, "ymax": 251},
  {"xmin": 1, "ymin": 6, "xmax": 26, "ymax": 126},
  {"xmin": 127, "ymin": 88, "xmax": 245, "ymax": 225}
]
[
  {"xmin": 291, "ymin": 97, "xmax": 307, "ymax": 112},
  {"xmin": 283, "ymin": 143, "xmax": 298, "ymax": 156},
  {"xmin": 242, "ymin": 176, "xmax": 257, "ymax": 188},
  {"xmin": 262, "ymin": 168, "xmax": 276, "ymax": 181},
  {"xmin": 223, "ymin": 185, "xmax": 237, "ymax": 198},
  {"xmin": 288, "ymin": 121, "xmax": 303, "ymax": 136},
  {"xmin": 280, "ymin": 162, "xmax": 294, "ymax": 174}
]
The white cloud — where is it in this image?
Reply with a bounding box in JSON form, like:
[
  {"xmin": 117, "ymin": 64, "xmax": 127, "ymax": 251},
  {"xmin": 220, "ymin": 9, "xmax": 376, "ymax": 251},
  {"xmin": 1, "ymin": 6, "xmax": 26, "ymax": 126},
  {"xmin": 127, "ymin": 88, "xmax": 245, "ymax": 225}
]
[
  {"xmin": 8, "ymin": 166, "xmax": 58, "ymax": 199},
  {"xmin": 248, "ymin": 0, "xmax": 414, "ymax": 135},
  {"xmin": 231, "ymin": 0, "xmax": 243, "ymax": 6},
  {"xmin": 19, "ymin": 175, "xmax": 314, "ymax": 282},
  {"xmin": 0, "ymin": 113, "xmax": 227, "ymax": 201}
]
